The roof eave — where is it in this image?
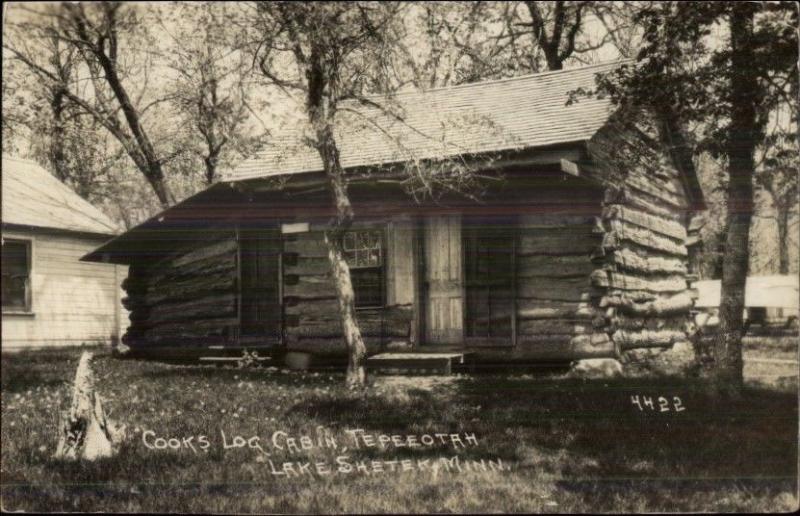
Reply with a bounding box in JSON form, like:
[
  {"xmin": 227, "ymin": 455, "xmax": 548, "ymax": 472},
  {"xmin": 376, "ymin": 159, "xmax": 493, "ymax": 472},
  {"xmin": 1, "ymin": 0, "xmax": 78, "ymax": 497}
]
[
  {"xmin": 80, "ymin": 181, "xmax": 239, "ymax": 264},
  {"xmin": 82, "ymin": 141, "xmax": 595, "ymax": 265},
  {"xmin": 227, "ymin": 140, "xmax": 593, "ymax": 187},
  {"xmin": 3, "ymin": 222, "xmax": 119, "ymax": 239}
]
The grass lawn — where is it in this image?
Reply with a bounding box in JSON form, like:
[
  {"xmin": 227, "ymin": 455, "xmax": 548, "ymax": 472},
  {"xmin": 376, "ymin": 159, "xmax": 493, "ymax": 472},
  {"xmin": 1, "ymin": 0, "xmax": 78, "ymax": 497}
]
[
  {"xmin": 743, "ymin": 335, "xmax": 799, "ymax": 392},
  {"xmin": 744, "ymin": 334, "xmax": 799, "ymax": 360},
  {"xmin": 1, "ymin": 346, "xmax": 797, "ymax": 513}
]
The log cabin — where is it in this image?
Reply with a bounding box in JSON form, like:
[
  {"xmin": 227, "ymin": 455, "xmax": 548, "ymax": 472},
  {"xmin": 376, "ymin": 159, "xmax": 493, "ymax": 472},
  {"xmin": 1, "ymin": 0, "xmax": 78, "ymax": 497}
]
[
  {"xmin": 82, "ymin": 62, "xmax": 705, "ymax": 367},
  {"xmin": 2, "ymin": 156, "xmax": 127, "ymax": 350}
]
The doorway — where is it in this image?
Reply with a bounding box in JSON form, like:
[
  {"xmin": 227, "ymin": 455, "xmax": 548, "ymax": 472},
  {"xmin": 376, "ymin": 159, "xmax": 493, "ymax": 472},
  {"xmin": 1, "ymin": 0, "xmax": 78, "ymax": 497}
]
[
  {"xmin": 238, "ymin": 227, "xmax": 282, "ymax": 345},
  {"xmin": 423, "ymin": 215, "xmax": 464, "ymax": 345},
  {"xmin": 463, "ymin": 218, "xmax": 516, "ymax": 347}
]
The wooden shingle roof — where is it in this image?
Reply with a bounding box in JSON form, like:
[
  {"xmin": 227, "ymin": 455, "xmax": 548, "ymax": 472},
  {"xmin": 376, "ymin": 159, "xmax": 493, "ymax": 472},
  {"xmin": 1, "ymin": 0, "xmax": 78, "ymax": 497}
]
[
  {"xmin": 2, "ymin": 156, "xmax": 120, "ymax": 236},
  {"xmin": 224, "ymin": 61, "xmax": 623, "ymax": 182}
]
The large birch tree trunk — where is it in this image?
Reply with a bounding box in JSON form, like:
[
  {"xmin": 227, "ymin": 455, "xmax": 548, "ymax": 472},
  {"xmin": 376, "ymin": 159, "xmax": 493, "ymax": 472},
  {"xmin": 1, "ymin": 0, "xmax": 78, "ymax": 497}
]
[
  {"xmin": 325, "ymin": 231, "xmax": 368, "ymax": 387},
  {"xmin": 306, "ymin": 51, "xmax": 368, "ymax": 386},
  {"xmin": 316, "ymin": 128, "xmax": 368, "ymax": 388}
]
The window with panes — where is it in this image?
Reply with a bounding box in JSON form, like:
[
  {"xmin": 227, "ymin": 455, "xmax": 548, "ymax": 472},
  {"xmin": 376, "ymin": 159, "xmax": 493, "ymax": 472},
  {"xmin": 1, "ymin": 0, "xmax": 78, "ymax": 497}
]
[{"xmin": 343, "ymin": 229, "xmax": 384, "ymax": 308}]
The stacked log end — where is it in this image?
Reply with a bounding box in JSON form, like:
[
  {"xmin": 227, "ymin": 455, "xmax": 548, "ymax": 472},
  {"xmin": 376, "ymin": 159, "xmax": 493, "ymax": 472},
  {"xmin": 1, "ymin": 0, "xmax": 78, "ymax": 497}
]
[
  {"xmin": 120, "ymin": 265, "xmax": 149, "ymax": 348},
  {"xmin": 588, "ymin": 123, "xmax": 695, "ymax": 357}
]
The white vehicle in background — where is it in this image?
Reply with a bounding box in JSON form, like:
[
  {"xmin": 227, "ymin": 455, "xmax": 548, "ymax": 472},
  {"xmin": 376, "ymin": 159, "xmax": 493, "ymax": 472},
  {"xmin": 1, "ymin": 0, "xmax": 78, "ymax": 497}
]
[{"xmin": 693, "ymin": 275, "xmax": 800, "ymax": 333}]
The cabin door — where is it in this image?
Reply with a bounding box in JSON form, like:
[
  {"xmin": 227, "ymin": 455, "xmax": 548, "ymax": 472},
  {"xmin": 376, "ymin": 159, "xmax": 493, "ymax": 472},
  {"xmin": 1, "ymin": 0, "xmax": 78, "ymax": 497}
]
[
  {"xmin": 423, "ymin": 215, "xmax": 464, "ymax": 345},
  {"xmin": 239, "ymin": 227, "xmax": 282, "ymax": 344},
  {"xmin": 463, "ymin": 219, "xmax": 516, "ymax": 346}
]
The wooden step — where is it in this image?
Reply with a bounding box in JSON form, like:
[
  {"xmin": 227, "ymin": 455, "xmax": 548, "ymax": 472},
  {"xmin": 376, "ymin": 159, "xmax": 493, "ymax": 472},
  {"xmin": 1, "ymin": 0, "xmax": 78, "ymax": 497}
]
[
  {"xmin": 198, "ymin": 356, "xmax": 273, "ymax": 363},
  {"xmin": 367, "ymin": 352, "xmax": 472, "ymax": 375}
]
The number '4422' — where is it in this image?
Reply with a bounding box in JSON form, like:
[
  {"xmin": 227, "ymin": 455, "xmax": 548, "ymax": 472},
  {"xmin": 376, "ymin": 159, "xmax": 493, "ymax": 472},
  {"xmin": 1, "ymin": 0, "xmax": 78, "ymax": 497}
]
[{"xmin": 631, "ymin": 395, "xmax": 685, "ymax": 412}]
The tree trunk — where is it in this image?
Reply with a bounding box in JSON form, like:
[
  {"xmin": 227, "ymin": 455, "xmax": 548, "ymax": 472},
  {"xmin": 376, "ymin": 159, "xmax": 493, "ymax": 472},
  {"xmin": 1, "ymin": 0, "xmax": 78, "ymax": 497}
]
[
  {"xmin": 95, "ymin": 49, "xmax": 175, "ymax": 208},
  {"xmin": 714, "ymin": 3, "xmax": 759, "ymax": 395},
  {"xmin": 92, "ymin": 24, "xmax": 174, "ymax": 208},
  {"xmin": 325, "ymin": 231, "xmax": 367, "ymax": 388},
  {"xmin": 544, "ymin": 47, "xmax": 563, "ymax": 71},
  {"xmin": 308, "ymin": 103, "xmax": 367, "ymax": 387},
  {"xmin": 776, "ymin": 203, "xmax": 790, "ymax": 274},
  {"xmin": 317, "ymin": 130, "xmax": 367, "ymax": 388},
  {"xmin": 140, "ymin": 163, "xmax": 173, "ymax": 208},
  {"xmin": 49, "ymin": 88, "xmax": 69, "ymax": 183},
  {"xmin": 204, "ymin": 150, "xmax": 220, "ymax": 185},
  {"xmin": 525, "ymin": 1, "xmax": 565, "ymax": 71},
  {"xmin": 301, "ymin": 36, "xmax": 369, "ymax": 388}
]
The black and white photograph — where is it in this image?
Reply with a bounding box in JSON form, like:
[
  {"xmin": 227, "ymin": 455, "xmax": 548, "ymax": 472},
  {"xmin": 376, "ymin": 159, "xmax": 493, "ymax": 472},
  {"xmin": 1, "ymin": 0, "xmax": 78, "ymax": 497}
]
[{"xmin": 1, "ymin": 1, "xmax": 798, "ymax": 513}]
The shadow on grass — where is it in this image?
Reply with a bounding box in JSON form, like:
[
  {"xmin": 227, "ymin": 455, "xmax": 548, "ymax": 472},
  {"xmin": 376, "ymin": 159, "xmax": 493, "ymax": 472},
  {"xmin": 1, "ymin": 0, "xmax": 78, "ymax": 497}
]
[
  {"xmin": 300, "ymin": 372, "xmax": 797, "ymax": 487},
  {"xmin": 1, "ymin": 374, "xmax": 67, "ymax": 394},
  {"xmin": 552, "ymin": 476, "xmax": 795, "ymax": 512},
  {"xmin": 137, "ymin": 366, "xmax": 342, "ymax": 390},
  {"xmin": 287, "ymin": 387, "xmax": 445, "ymax": 430},
  {"xmin": 0, "ymin": 440, "xmax": 239, "ymax": 514},
  {"xmin": 1, "ymin": 350, "xmax": 82, "ymax": 393},
  {"xmin": 457, "ymin": 374, "xmax": 797, "ymax": 486}
]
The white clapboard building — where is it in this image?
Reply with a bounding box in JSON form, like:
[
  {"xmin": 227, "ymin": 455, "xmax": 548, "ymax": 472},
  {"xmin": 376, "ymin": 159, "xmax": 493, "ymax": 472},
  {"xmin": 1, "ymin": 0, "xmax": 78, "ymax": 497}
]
[
  {"xmin": 694, "ymin": 275, "xmax": 800, "ymax": 329},
  {"xmin": 2, "ymin": 156, "xmax": 128, "ymax": 349}
]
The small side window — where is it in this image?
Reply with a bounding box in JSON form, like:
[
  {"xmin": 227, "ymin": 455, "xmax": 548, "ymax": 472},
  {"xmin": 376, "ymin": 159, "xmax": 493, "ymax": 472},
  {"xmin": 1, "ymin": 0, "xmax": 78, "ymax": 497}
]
[{"xmin": 2, "ymin": 239, "xmax": 32, "ymax": 312}]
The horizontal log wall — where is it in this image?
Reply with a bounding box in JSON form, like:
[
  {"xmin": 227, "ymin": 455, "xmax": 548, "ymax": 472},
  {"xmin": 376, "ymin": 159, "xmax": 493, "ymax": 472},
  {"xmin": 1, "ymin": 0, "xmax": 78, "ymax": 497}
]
[
  {"xmin": 514, "ymin": 213, "xmax": 613, "ymax": 358},
  {"xmin": 282, "ymin": 223, "xmax": 414, "ymax": 356},
  {"xmin": 121, "ymin": 232, "xmax": 239, "ymax": 349},
  {"xmin": 588, "ymin": 120, "xmax": 695, "ymax": 353}
]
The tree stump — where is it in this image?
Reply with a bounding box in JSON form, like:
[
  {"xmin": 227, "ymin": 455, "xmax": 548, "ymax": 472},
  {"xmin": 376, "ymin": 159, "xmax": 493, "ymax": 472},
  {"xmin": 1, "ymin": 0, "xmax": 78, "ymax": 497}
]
[{"xmin": 54, "ymin": 351, "xmax": 126, "ymax": 461}]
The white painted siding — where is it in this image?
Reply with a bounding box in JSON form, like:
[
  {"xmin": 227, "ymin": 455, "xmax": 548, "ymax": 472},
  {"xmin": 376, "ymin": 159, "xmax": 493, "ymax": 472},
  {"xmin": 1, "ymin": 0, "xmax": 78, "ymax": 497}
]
[{"xmin": 2, "ymin": 229, "xmax": 128, "ymax": 349}]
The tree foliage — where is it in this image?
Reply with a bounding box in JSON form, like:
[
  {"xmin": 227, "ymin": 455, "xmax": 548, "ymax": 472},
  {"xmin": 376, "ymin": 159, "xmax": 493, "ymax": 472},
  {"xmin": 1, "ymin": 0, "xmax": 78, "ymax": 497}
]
[
  {"xmin": 3, "ymin": 2, "xmax": 177, "ymax": 207},
  {"xmin": 399, "ymin": 1, "xmax": 614, "ymax": 89},
  {"xmin": 754, "ymin": 134, "xmax": 799, "ymax": 274},
  {"xmin": 160, "ymin": 1, "xmax": 269, "ymax": 185}
]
